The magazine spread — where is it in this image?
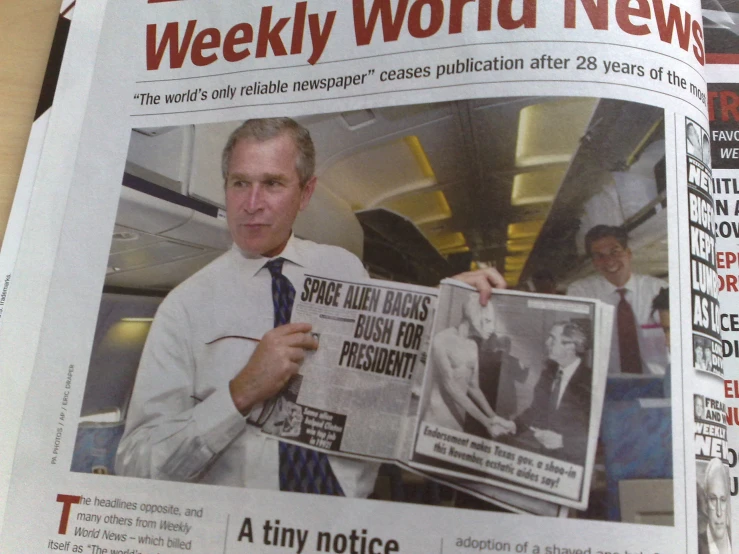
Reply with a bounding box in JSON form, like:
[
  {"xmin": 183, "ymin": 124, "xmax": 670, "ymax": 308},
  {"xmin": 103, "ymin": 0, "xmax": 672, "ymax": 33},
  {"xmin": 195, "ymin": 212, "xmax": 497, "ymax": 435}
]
[{"xmin": 0, "ymin": 0, "xmax": 729, "ymax": 552}]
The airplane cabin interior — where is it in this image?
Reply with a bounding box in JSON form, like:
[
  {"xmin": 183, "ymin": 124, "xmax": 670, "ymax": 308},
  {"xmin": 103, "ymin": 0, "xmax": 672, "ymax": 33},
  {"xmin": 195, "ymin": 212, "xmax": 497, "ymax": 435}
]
[{"xmin": 73, "ymin": 96, "xmax": 673, "ymax": 523}]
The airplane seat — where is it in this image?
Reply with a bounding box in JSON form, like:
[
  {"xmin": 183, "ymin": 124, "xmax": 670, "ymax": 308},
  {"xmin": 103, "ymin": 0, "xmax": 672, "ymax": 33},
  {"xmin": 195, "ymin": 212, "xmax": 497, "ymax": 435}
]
[
  {"xmin": 601, "ymin": 398, "xmax": 672, "ymax": 521},
  {"xmin": 73, "ymin": 293, "xmax": 162, "ymax": 473},
  {"xmin": 604, "ymin": 375, "xmax": 666, "ymax": 401},
  {"xmin": 71, "ymin": 422, "xmax": 126, "ymax": 475}
]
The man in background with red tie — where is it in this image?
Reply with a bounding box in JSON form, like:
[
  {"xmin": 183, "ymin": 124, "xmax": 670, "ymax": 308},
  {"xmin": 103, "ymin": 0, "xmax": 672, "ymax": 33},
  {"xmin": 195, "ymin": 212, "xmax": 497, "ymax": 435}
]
[
  {"xmin": 116, "ymin": 117, "xmax": 504, "ymax": 497},
  {"xmin": 567, "ymin": 225, "xmax": 668, "ymax": 374}
]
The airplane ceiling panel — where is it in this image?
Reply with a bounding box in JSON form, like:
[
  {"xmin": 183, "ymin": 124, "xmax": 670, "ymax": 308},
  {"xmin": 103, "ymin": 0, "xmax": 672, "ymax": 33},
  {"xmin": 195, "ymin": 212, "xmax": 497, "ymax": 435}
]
[
  {"xmin": 294, "ymin": 184, "xmax": 364, "ymax": 259},
  {"xmin": 302, "ymin": 103, "xmax": 455, "ymax": 175},
  {"xmin": 105, "ymin": 250, "xmax": 223, "ymax": 291},
  {"xmin": 379, "ymin": 190, "xmax": 451, "ymax": 227},
  {"xmin": 319, "ymin": 138, "xmax": 436, "ymax": 209},
  {"xmin": 116, "ymin": 187, "xmax": 193, "ymax": 235},
  {"xmin": 127, "ymin": 126, "xmax": 192, "ymax": 193},
  {"xmin": 160, "ymin": 211, "xmax": 231, "ymax": 251},
  {"xmin": 405, "ymin": 118, "xmax": 469, "ymax": 191},
  {"xmin": 111, "ymin": 98, "xmax": 668, "ymax": 292},
  {"xmin": 107, "ymin": 239, "xmax": 205, "ymax": 274},
  {"xmin": 109, "ymin": 225, "xmax": 163, "ymax": 255},
  {"xmin": 469, "ymin": 97, "xmax": 538, "ymax": 173},
  {"xmin": 189, "ymin": 120, "xmax": 241, "ymax": 208},
  {"xmin": 312, "ymin": 106, "xmax": 470, "ymax": 260},
  {"xmin": 514, "ymin": 99, "xmax": 599, "ymax": 168},
  {"xmin": 467, "ymin": 98, "xmax": 597, "ymax": 246}
]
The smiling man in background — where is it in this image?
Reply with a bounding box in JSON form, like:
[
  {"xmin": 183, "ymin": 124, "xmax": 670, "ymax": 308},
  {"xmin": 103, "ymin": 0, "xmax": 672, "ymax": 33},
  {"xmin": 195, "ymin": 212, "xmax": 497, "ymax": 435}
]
[
  {"xmin": 567, "ymin": 225, "xmax": 667, "ymax": 374},
  {"xmin": 116, "ymin": 117, "xmax": 504, "ymax": 497}
]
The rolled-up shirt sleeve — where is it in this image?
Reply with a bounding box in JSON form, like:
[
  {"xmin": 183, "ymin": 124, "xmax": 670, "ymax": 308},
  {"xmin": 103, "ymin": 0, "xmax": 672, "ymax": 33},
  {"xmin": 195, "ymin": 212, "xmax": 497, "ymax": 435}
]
[{"xmin": 115, "ymin": 297, "xmax": 247, "ymax": 481}]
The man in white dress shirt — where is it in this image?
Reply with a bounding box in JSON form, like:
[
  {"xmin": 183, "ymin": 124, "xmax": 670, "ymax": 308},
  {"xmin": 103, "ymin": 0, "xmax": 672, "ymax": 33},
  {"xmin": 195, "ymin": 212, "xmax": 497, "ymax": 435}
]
[
  {"xmin": 567, "ymin": 225, "xmax": 667, "ymax": 374},
  {"xmin": 115, "ymin": 117, "xmax": 504, "ymax": 496}
]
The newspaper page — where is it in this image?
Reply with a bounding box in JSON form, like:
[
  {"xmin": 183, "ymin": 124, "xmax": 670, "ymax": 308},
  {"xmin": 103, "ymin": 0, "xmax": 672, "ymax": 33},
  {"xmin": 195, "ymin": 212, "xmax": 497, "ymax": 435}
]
[
  {"xmin": 0, "ymin": 0, "xmax": 715, "ymax": 552},
  {"xmin": 705, "ymin": 2, "xmax": 739, "ymax": 550},
  {"xmin": 258, "ymin": 274, "xmax": 438, "ymax": 461}
]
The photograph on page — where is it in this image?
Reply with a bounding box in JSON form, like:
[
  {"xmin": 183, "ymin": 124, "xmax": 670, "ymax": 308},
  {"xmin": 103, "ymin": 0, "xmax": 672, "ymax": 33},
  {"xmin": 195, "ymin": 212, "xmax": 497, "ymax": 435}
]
[
  {"xmin": 695, "ymin": 393, "xmax": 732, "ymax": 554},
  {"xmin": 69, "ymin": 95, "xmax": 674, "ymax": 523},
  {"xmin": 410, "ymin": 281, "xmax": 606, "ymax": 509}
]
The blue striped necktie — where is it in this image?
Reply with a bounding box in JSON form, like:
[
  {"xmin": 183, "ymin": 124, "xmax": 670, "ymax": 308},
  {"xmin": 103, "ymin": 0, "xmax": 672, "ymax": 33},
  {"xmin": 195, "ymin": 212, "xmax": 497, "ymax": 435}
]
[{"xmin": 264, "ymin": 258, "xmax": 344, "ymax": 495}]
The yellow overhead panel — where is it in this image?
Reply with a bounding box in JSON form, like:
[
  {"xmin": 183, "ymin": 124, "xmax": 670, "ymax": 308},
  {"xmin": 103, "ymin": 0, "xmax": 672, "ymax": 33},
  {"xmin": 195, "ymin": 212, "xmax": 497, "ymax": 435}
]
[
  {"xmin": 505, "ymin": 255, "xmax": 528, "ymax": 271},
  {"xmin": 504, "ymin": 271, "xmax": 522, "ymax": 285},
  {"xmin": 441, "ymin": 245, "xmax": 470, "ymax": 255},
  {"xmin": 506, "ymin": 238, "xmax": 535, "ymax": 253},
  {"xmin": 380, "ymin": 190, "xmax": 451, "ymax": 226},
  {"xmin": 515, "ymin": 98, "xmax": 598, "ymax": 167},
  {"xmin": 507, "ymin": 220, "xmax": 544, "ymax": 239},
  {"xmin": 428, "ymin": 231, "xmax": 466, "ymax": 252},
  {"xmin": 404, "ymin": 136, "xmax": 436, "ymax": 179},
  {"xmin": 320, "ymin": 136, "xmax": 436, "ymax": 209},
  {"xmin": 511, "ymin": 166, "xmax": 567, "ymax": 206}
]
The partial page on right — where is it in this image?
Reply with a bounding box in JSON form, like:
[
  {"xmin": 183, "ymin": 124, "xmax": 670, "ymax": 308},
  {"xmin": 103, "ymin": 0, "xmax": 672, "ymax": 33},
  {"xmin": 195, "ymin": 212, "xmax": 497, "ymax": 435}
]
[{"xmin": 706, "ymin": 1, "xmax": 739, "ymax": 552}]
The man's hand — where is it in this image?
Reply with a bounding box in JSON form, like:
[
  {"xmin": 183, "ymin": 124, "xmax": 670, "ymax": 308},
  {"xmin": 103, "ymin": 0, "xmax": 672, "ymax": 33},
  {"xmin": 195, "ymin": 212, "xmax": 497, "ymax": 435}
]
[
  {"xmin": 451, "ymin": 268, "xmax": 506, "ymax": 305},
  {"xmin": 532, "ymin": 428, "xmax": 564, "ymax": 450},
  {"xmin": 229, "ymin": 323, "xmax": 318, "ymax": 415},
  {"xmin": 488, "ymin": 417, "xmax": 515, "ymax": 438}
]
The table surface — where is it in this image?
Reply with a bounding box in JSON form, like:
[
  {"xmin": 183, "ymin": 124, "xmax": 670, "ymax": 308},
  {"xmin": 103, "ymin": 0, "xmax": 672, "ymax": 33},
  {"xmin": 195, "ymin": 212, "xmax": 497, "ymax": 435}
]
[{"xmin": 0, "ymin": 0, "xmax": 62, "ymax": 247}]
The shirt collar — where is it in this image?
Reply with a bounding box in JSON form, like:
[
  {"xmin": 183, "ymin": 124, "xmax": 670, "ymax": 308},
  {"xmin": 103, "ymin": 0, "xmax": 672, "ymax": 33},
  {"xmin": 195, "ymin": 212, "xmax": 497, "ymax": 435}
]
[
  {"xmin": 231, "ymin": 233, "xmax": 307, "ymax": 278},
  {"xmin": 559, "ymin": 357, "xmax": 581, "ymax": 382},
  {"xmin": 604, "ymin": 273, "xmax": 635, "ymax": 296}
]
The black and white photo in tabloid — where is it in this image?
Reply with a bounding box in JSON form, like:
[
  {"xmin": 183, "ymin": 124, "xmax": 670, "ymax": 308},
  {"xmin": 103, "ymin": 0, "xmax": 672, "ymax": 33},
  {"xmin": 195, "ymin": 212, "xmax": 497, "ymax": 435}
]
[{"xmin": 411, "ymin": 281, "xmax": 603, "ymax": 507}]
